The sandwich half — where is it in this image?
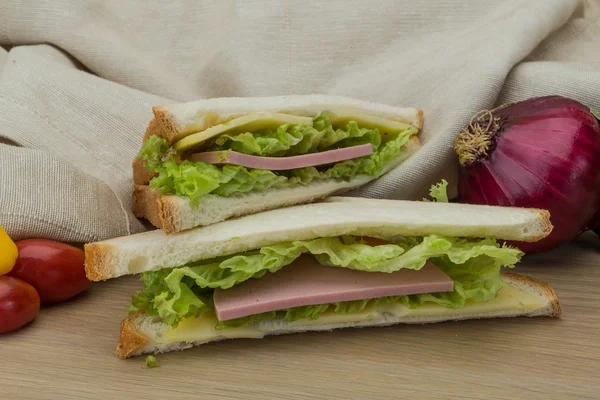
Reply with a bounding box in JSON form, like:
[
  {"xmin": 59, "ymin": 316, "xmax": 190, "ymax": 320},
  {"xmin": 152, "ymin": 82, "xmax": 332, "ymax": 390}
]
[
  {"xmin": 85, "ymin": 191, "xmax": 561, "ymax": 359},
  {"xmin": 133, "ymin": 95, "xmax": 423, "ymax": 233}
]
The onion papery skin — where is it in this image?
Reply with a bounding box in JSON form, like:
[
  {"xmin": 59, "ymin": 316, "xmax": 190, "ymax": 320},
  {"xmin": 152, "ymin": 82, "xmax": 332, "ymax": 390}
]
[{"xmin": 455, "ymin": 96, "xmax": 600, "ymax": 253}]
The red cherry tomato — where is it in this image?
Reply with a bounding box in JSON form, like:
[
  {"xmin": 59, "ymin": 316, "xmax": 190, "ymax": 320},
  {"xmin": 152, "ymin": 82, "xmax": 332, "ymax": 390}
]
[
  {"xmin": 0, "ymin": 276, "xmax": 40, "ymax": 333},
  {"xmin": 8, "ymin": 239, "xmax": 90, "ymax": 304}
]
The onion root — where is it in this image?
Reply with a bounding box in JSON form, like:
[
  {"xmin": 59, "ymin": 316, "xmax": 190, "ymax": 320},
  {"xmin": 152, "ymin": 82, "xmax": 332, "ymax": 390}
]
[{"xmin": 454, "ymin": 110, "xmax": 501, "ymax": 166}]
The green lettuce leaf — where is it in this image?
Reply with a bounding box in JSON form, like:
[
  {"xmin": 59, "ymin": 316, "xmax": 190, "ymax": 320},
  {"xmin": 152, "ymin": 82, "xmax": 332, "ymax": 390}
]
[
  {"xmin": 296, "ymin": 235, "xmax": 522, "ymax": 273},
  {"xmin": 141, "ymin": 116, "xmax": 417, "ymax": 203},
  {"xmin": 429, "ymin": 179, "xmax": 449, "ymax": 202},
  {"xmin": 333, "ymin": 299, "xmax": 371, "ymax": 314},
  {"xmin": 376, "ymin": 252, "xmax": 510, "ymax": 309},
  {"xmin": 145, "ymin": 355, "xmax": 160, "ymax": 369},
  {"xmin": 149, "ymin": 158, "xmax": 289, "ymax": 205},
  {"xmin": 139, "ymin": 135, "xmax": 170, "ymax": 172},
  {"xmin": 284, "ymin": 304, "xmax": 331, "ymax": 321},
  {"xmin": 215, "ymin": 303, "xmax": 331, "ymax": 330},
  {"xmin": 422, "ymin": 179, "xmax": 450, "ymax": 203},
  {"xmin": 129, "ymin": 248, "xmax": 302, "ymax": 327},
  {"xmin": 211, "ymin": 116, "xmax": 381, "ymax": 157},
  {"xmin": 129, "ymin": 268, "xmax": 211, "ymax": 326},
  {"xmin": 131, "ymin": 235, "xmax": 522, "ymax": 328}
]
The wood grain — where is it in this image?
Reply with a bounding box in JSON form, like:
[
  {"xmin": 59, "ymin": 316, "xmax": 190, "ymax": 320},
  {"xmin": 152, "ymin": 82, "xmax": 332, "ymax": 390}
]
[{"xmin": 2, "ymin": 233, "xmax": 600, "ymax": 400}]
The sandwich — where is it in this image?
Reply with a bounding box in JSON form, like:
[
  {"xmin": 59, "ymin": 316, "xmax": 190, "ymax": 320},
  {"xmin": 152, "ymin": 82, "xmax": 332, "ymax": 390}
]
[
  {"xmin": 132, "ymin": 95, "xmax": 423, "ymax": 233},
  {"xmin": 84, "ymin": 185, "xmax": 561, "ymax": 359}
]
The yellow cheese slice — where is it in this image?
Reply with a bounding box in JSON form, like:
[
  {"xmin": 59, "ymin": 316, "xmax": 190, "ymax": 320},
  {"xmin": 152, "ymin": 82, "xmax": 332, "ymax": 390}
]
[
  {"xmin": 377, "ymin": 285, "xmax": 548, "ymax": 318},
  {"xmin": 159, "ymin": 286, "xmax": 547, "ymax": 344},
  {"xmin": 160, "ymin": 311, "xmax": 264, "ymax": 343},
  {"xmin": 160, "ymin": 306, "xmax": 380, "ymax": 344},
  {"xmin": 173, "ymin": 112, "xmax": 314, "ymax": 152},
  {"xmin": 322, "ymin": 109, "xmax": 414, "ymax": 136}
]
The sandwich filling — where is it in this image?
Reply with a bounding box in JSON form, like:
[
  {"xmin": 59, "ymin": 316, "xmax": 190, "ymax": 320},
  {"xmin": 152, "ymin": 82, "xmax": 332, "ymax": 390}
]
[
  {"xmin": 128, "ymin": 182, "xmax": 526, "ymax": 331},
  {"xmin": 211, "ymin": 257, "xmax": 455, "ymax": 322},
  {"xmin": 139, "ymin": 113, "xmax": 418, "ymax": 205},
  {"xmin": 129, "ymin": 233, "xmax": 523, "ymax": 330}
]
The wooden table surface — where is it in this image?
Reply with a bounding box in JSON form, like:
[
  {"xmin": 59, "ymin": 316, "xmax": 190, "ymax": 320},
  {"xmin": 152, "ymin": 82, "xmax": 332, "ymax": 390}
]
[{"xmin": 2, "ymin": 233, "xmax": 599, "ymax": 400}]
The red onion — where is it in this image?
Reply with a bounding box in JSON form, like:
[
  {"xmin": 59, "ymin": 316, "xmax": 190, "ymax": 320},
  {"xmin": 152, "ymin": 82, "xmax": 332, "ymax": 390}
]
[{"xmin": 453, "ymin": 96, "xmax": 600, "ymax": 253}]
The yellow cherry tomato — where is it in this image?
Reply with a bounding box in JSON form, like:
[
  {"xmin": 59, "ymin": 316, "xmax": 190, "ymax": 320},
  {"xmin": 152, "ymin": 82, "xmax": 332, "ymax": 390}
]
[{"xmin": 0, "ymin": 225, "xmax": 18, "ymax": 275}]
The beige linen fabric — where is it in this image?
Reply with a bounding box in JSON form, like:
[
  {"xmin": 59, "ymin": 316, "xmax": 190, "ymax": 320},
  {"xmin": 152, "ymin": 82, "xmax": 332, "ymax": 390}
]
[{"xmin": 0, "ymin": 0, "xmax": 599, "ymax": 242}]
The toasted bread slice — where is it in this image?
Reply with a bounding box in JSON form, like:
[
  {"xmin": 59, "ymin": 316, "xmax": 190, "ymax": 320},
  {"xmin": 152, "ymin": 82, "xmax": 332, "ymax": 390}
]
[
  {"xmin": 144, "ymin": 94, "xmax": 424, "ymax": 146},
  {"xmin": 85, "ymin": 198, "xmax": 552, "ymax": 281},
  {"xmin": 115, "ymin": 273, "xmax": 561, "ymax": 359}
]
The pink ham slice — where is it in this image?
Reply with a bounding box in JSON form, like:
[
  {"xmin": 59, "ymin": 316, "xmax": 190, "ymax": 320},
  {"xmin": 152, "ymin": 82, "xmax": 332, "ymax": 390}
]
[
  {"xmin": 213, "ymin": 255, "xmax": 454, "ymax": 321},
  {"xmin": 187, "ymin": 143, "xmax": 373, "ymax": 171}
]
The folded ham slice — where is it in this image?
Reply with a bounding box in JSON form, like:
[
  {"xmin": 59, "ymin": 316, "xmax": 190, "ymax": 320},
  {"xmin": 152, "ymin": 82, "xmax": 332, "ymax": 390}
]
[
  {"xmin": 187, "ymin": 143, "xmax": 373, "ymax": 170},
  {"xmin": 213, "ymin": 255, "xmax": 454, "ymax": 321}
]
